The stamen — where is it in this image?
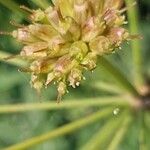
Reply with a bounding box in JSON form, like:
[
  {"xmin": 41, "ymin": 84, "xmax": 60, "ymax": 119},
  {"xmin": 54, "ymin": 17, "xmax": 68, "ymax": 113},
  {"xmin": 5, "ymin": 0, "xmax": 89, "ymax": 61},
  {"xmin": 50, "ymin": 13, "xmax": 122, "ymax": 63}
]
[
  {"xmin": 129, "ymin": 34, "xmax": 143, "ymax": 40},
  {"xmin": 10, "ymin": 20, "xmax": 25, "ymax": 28},
  {"xmin": 20, "ymin": 5, "xmax": 33, "ymax": 13},
  {"xmin": 0, "ymin": 31, "xmax": 12, "ymax": 36}
]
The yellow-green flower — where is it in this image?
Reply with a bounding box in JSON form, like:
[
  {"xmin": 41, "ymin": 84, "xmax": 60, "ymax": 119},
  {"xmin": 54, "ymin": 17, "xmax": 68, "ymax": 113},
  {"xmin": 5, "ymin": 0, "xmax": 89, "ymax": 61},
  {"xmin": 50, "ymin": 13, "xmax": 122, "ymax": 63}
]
[{"xmin": 10, "ymin": 0, "xmax": 131, "ymax": 102}]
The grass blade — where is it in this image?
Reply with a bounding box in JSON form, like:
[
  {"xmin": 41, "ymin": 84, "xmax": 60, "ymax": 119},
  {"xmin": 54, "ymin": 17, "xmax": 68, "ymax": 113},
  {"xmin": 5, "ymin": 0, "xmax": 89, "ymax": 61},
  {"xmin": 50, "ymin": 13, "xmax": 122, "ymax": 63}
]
[
  {"xmin": 0, "ymin": 51, "xmax": 27, "ymax": 67},
  {"xmin": 125, "ymin": 0, "xmax": 144, "ymax": 87},
  {"xmin": 4, "ymin": 108, "xmax": 113, "ymax": 150},
  {"xmin": 92, "ymin": 81, "xmax": 124, "ymax": 94},
  {"xmin": 0, "ymin": 96, "xmax": 129, "ymax": 114},
  {"xmin": 80, "ymin": 111, "xmax": 129, "ymax": 150},
  {"xmin": 139, "ymin": 111, "xmax": 147, "ymax": 150},
  {"xmin": 100, "ymin": 57, "xmax": 140, "ymax": 97},
  {"xmin": 31, "ymin": 0, "xmax": 50, "ymax": 9},
  {"xmin": 0, "ymin": 0, "xmax": 27, "ymax": 18},
  {"xmin": 107, "ymin": 116, "xmax": 131, "ymax": 150}
]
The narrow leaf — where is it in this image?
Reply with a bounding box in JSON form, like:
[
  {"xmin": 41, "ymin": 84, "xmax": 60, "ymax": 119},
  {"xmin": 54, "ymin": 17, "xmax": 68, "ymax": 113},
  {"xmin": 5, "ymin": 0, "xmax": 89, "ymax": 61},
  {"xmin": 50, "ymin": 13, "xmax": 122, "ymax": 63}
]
[
  {"xmin": 80, "ymin": 111, "xmax": 129, "ymax": 150},
  {"xmin": 4, "ymin": 108, "xmax": 113, "ymax": 150},
  {"xmin": 0, "ymin": 96, "xmax": 129, "ymax": 114},
  {"xmin": 107, "ymin": 116, "xmax": 131, "ymax": 150}
]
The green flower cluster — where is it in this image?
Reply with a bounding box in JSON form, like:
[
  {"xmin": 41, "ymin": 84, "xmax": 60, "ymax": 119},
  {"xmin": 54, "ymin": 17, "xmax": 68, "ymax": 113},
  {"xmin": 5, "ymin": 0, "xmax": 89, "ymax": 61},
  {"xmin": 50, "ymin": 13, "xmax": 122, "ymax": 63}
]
[{"xmin": 11, "ymin": 0, "xmax": 130, "ymax": 102}]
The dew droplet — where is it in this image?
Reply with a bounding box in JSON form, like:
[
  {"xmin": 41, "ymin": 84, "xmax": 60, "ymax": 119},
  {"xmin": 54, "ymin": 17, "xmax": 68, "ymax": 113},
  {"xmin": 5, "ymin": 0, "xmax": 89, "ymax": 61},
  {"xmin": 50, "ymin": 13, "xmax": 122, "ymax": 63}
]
[{"xmin": 113, "ymin": 108, "xmax": 120, "ymax": 115}]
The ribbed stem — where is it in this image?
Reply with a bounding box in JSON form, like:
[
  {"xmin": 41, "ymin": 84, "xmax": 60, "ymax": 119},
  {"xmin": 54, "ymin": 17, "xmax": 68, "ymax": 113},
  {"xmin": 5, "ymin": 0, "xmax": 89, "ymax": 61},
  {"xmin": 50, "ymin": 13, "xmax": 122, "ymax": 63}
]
[
  {"xmin": 100, "ymin": 57, "xmax": 140, "ymax": 97},
  {"xmin": 125, "ymin": 0, "xmax": 144, "ymax": 87},
  {"xmin": 0, "ymin": 51, "xmax": 27, "ymax": 67},
  {"xmin": 0, "ymin": 96, "xmax": 128, "ymax": 114},
  {"xmin": 4, "ymin": 108, "xmax": 113, "ymax": 150}
]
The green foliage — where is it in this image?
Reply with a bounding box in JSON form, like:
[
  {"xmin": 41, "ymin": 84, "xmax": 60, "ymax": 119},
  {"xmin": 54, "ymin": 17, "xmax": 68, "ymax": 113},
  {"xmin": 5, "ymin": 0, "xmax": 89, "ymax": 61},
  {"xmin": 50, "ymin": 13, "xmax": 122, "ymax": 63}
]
[{"xmin": 0, "ymin": 0, "xmax": 149, "ymax": 150}]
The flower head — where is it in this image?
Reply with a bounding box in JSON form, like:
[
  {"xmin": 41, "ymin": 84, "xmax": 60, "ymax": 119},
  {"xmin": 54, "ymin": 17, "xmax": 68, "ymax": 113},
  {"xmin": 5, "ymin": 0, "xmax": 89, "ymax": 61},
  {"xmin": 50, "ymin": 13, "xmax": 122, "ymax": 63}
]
[{"xmin": 8, "ymin": 0, "xmax": 132, "ymax": 101}]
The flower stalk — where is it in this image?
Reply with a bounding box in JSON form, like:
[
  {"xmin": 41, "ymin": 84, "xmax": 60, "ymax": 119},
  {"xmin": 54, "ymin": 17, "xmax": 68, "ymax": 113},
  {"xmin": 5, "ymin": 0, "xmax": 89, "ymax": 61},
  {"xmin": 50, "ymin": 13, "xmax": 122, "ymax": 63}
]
[
  {"xmin": 125, "ymin": 0, "xmax": 144, "ymax": 87},
  {"xmin": 4, "ymin": 108, "xmax": 113, "ymax": 150},
  {"xmin": 0, "ymin": 96, "xmax": 128, "ymax": 114}
]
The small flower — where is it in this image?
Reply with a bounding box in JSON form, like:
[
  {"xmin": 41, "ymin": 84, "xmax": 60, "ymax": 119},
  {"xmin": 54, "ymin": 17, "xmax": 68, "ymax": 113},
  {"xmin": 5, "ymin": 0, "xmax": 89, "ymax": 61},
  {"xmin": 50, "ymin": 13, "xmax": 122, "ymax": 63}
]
[{"xmin": 4, "ymin": 0, "xmax": 134, "ymax": 102}]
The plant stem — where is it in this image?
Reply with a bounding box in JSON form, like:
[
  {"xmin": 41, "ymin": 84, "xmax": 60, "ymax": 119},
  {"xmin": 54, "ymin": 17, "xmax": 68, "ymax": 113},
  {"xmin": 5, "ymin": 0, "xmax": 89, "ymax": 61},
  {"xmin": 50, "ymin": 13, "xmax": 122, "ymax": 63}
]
[
  {"xmin": 100, "ymin": 57, "xmax": 140, "ymax": 97},
  {"xmin": 4, "ymin": 108, "xmax": 113, "ymax": 150},
  {"xmin": 0, "ymin": 51, "xmax": 27, "ymax": 67},
  {"xmin": 31, "ymin": 0, "xmax": 50, "ymax": 9},
  {"xmin": 0, "ymin": 0, "xmax": 27, "ymax": 18},
  {"xmin": 80, "ymin": 111, "xmax": 129, "ymax": 150},
  {"xmin": 125, "ymin": 0, "xmax": 143, "ymax": 87},
  {"xmin": 139, "ymin": 111, "xmax": 147, "ymax": 150},
  {"xmin": 0, "ymin": 96, "xmax": 128, "ymax": 114},
  {"xmin": 107, "ymin": 116, "xmax": 131, "ymax": 150},
  {"xmin": 92, "ymin": 81, "xmax": 124, "ymax": 94}
]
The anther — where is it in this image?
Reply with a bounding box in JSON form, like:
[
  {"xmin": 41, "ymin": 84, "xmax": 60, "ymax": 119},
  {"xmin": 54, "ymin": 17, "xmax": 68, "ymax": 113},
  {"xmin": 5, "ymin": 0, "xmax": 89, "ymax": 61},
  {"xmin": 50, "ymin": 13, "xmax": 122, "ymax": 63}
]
[{"xmin": 0, "ymin": 31, "xmax": 12, "ymax": 36}]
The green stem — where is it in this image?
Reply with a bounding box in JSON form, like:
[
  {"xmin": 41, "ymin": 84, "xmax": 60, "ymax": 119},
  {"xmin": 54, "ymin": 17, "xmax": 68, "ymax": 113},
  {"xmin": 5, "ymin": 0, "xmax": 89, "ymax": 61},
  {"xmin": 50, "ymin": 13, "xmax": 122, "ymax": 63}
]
[
  {"xmin": 0, "ymin": 96, "xmax": 128, "ymax": 114},
  {"xmin": 139, "ymin": 111, "xmax": 147, "ymax": 150},
  {"xmin": 4, "ymin": 108, "xmax": 113, "ymax": 150},
  {"xmin": 31, "ymin": 0, "xmax": 50, "ymax": 9},
  {"xmin": 0, "ymin": 0, "xmax": 27, "ymax": 18},
  {"xmin": 92, "ymin": 81, "xmax": 124, "ymax": 94},
  {"xmin": 100, "ymin": 57, "xmax": 140, "ymax": 97},
  {"xmin": 107, "ymin": 116, "xmax": 131, "ymax": 150},
  {"xmin": 125, "ymin": 0, "xmax": 143, "ymax": 87},
  {"xmin": 80, "ymin": 111, "xmax": 129, "ymax": 150},
  {"xmin": 0, "ymin": 51, "xmax": 27, "ymax": 67}
]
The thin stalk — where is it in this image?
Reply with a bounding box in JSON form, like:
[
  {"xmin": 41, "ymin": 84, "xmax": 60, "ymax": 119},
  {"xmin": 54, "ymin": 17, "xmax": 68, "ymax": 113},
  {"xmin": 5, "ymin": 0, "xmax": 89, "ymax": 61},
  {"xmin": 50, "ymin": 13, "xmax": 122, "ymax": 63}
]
[
  {"xmin": 139, "ymin": 111, "xmax": 147, "ymax": 150},
  {"xmin": 31, "ymin": 0, "xmax": 50, "ymax": 9},
  {"xmin": 92, "ymin": 81, "xmax": 124, "ymax": 94},
  {"xmin": 107, "ymin": 116, "xmax": 131, "ymax": 150},
  {"xmin": 0, "ymin": 0, "xmax": 27, "ymax": 18},
  {"xmin": 0, "ymin": 96, "xmax": 129, "ymax": 114},
  {"xmin": 4, "ymin": 108, "xmax": 113, "ymax": 150},
  {"xmin": 100, "ymin": 57, "xmax": 140, "ymax": 97},
  {"xmin": 0, "ymin": 51, "xmax": 27, "ymax": 67},
  {"xmin": 80, "ymin": 111, "xmax": 128, "ymax": 150},
  {"xmin": 125, "ymin": 0, "xmax": 143, "ymax": 87}
]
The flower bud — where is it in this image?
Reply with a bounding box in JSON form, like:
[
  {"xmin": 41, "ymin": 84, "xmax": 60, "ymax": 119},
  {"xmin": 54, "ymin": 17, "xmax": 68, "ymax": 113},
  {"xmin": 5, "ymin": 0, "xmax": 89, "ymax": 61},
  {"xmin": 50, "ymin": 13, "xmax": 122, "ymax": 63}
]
[
  {"xmin": 30, "ymin": 9, "xmax": 46, "ymax": 22},
  {"xmin": 68, "ymin": 68, "xmax": 82, "ymax": 88},
  {"xmin": 70, "ymin": 41, "xmax": 88, "ymax": 60},
  {"xmin": 12, "ymin": 28, "xmax": 38, "ymax": 44},
  {"xmin": 103, "ymin": 8, "xmax": 125, "ymax": 26},
  {"xmin": 57, "ymin": 0, "xmax": 74, "ymax": 18},
  {"xmin": 89, "ymin": 36, "xmax": 113, "ymax": 55},
  {"xmin": 81, "ymin": 52, "xmax": 97, "ymax": 70},
  {"xmin": 57, "ymin": 81, "xmax": 67, "ymax": 103},
  {"xmin": 108, "ymin": 27, "xmax": 129, "ymax": 47},
  {"xmin": 74, "ymin": 0, "xmax": 89, "ymax": 25},
  {"xmin": 20, "ymin": 42, "xmax": 48, "ymax": 56},
  {"xmin": 30, "ymin": 58, "xmax": 55, "ymax": 74},
  {"xmin": 30, "ymin": 74, "xmax": 45, "ymax": 93},
  {"xmin": 46, "ymin": 72, "xmax": 55, "ymax": 86},
  {"xmin": 54, "ymin": 55, "xmax": 78, "ymax": 78},
  {"xmin": 82, "ymin": 16, "xmax": 106, "ymax": 42}
]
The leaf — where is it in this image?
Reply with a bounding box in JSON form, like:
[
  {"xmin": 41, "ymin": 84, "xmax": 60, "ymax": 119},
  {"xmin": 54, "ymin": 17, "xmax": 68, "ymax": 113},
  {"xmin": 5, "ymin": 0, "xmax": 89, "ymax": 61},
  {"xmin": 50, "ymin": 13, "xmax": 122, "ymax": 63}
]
[
  {"xmin": 4, "ymin": 108, "xmax": 113, "ymax": 150},
  {"xmin": 31, "ymin": 0, "xmax": 50, "ymax": 9},
  {"xmin": 0, "ymin": 96, "xmax": 129, "ymax": 114},
  {"xmin": 107, "ymin": 115, "xmax": 131, "ymax": 150},
  {"xmin": 80, "ymin": 111, "xmax": 129, "ymax": 150}
]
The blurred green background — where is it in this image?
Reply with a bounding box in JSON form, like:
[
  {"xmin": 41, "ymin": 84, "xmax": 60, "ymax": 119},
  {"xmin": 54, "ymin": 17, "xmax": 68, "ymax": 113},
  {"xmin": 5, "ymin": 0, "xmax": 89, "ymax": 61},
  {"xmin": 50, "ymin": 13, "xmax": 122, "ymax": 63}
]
[{"xmin": 0, "ymin": 0, "xmax": 150, "ymax": 150}]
